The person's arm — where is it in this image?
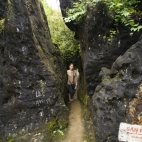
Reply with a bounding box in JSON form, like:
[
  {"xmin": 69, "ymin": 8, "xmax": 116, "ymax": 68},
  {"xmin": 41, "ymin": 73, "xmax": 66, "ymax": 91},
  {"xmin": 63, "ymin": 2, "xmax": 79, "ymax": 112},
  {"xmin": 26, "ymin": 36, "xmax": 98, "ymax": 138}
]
[
  {"xmin": 67, "ymin": 70, "xmax": 69, "ymax": 76},
  {"xmin": 67, "ymin": 70, "xmax": 69, "ymax": 85},
  {"xmin": 74, "ymin": 70, "xmax": 77, "ymax": 86}
]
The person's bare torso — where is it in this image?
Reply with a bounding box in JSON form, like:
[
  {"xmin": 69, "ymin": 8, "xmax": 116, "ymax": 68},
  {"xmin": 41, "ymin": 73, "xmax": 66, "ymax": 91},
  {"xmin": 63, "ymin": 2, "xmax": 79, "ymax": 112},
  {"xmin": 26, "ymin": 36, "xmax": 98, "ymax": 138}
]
[{"xmin": 67, "ymin": 70, "xmax": 77, "ymax": 85}]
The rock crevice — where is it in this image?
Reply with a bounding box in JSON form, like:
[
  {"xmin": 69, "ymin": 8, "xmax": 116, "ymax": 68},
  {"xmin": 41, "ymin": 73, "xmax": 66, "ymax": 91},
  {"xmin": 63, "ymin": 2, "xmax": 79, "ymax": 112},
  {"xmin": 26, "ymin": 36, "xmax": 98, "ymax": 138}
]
[{"xmin": 59, "ymin": 1, "xmax": 142, "ymax": 142}]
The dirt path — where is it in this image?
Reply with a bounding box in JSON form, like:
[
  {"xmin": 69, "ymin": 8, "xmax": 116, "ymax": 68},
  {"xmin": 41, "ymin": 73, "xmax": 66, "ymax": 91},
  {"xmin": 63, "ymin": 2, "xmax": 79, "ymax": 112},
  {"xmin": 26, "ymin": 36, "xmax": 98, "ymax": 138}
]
[{"xmin": 63, "ymin": 98, "xmax": 85, "ymax": 142}]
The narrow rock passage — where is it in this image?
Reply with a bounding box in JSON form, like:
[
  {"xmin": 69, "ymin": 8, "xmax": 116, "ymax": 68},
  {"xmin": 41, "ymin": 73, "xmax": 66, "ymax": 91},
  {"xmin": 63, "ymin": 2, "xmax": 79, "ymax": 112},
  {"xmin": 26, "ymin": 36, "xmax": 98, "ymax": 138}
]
[{"xmin": 63, "ymin": 98, "xmax": 85, "ymax": 142}]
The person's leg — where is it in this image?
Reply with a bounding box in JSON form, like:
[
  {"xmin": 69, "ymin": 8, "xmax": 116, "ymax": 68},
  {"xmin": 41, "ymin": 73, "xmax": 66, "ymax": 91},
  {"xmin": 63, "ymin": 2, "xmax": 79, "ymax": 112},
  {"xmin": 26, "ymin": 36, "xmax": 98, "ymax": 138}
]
[
  {"xmin": 68, "ymin": 85, "xmax": 74, "ymax": 100},
  {"xmin": 72, "ymin": 84, "xmax": 76, "ymax": 99}
]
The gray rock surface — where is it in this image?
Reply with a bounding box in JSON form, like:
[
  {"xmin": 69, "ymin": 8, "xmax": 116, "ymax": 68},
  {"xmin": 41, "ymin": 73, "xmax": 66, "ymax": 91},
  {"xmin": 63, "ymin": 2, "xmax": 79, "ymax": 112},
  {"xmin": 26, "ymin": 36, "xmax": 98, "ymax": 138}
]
[
  {"xmin": 59, "ymin": 1, "xmax": 142, "ymax": 142},
  {"xmin": 127, "ymin": 83, "xmax": 142, "ymax": 125},
  {"xmin": 0, "ymin": 0, "xmax": 7, "ymax": 19},
  {"xmin": 59, "ymin": 0, "xmax": 79, "ymax": 38},
  {"xmin": 59, "ymin": 1, "xmax": 142, "ymax": 97},
  {"xmin": 0, "ymin": 0, "xmax": 68, "ymax": 141},
  {"xmin": 79, "ymin": 2, "xmax": 142, "ymax": 97},
  {"xmin": 93, "ymin": 36, "xmax": 142, "ymax": 142}
]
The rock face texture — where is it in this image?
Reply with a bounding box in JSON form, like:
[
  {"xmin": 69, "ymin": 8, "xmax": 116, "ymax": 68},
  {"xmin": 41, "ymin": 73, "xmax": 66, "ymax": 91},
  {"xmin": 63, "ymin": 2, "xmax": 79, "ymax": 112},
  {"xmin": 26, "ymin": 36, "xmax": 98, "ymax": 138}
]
[
  {"xmin": 59, "ymin": 0, "xmax": 142, "ymax": 142},
  {"xmin": 128, "ymin": 83, "xmax": 142, "ymax": 125},
  {"xmin": 79, "ymin": 3, "xmax": 142, "ymax": 97},
  {"xmin": 0, "ymin": 0, "xmax": 68, "ymax": 141},
  {"xmin": 59, "ymin": 1, "xmax": 142, "ymax": 97},
  {"xmin": 0, "ymin": 0, "xmax": 7, "ymax": 19},
  {"xmin": 93, "ymin": 36, "xmax": 142, "ymax": 142},
  {"xmin": 59, "ymin": 0, "xmax": 79, "ymax": 38}
]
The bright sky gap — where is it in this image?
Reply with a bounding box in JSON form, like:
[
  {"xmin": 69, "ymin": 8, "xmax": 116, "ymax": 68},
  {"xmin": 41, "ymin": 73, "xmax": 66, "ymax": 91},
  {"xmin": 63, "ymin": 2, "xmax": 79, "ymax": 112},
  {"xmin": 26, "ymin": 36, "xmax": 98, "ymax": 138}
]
[{"xmin": 45, "ymin": 0, "xmax": 60, "ymax": 10}]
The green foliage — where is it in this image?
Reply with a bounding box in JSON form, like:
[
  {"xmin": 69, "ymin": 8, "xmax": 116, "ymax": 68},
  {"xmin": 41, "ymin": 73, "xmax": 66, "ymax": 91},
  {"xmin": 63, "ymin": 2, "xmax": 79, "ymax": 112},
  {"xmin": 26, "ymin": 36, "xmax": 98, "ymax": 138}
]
[
  {"xmin": 131, "ymin": 24, "xmax": 142, "ymax": 31},
  {"xmin": 51, "ymin": 130, "xmax": 64, "ymax": 138},
  {"xmin": 8, "ymin": 139, "xmax": 14, "ymax": 142},
  {"xmin": 107, "ymin": 135, "xmax": 111, "ymax": 140},
  {"xmin": 92, "ymin": 0, "xmax": 142, "ymax": 32},
  {"xmin": 49, "ymin": 119, "xmax": 57, "ymax": 133},
  {"xmin": 103, "ymin": 77, "xmax": 111, "ymax": 83},
  {"xmin": 48, "ymin": 119, "xmax": 65, "ymax": 140},
  {"xmin": 64, "ymin": 1, "xmax": 87, "ymax": 24},
  {"xmin": 103, "ymin": 29, "xmax": 117, "ymax": 44},
  {"xmin": 65, "ymin": 0, "xmax": 142, "ymax": 32},
  {"xmin": 40, "ymin": 0, "xmax": 80, "ymax": 63}
]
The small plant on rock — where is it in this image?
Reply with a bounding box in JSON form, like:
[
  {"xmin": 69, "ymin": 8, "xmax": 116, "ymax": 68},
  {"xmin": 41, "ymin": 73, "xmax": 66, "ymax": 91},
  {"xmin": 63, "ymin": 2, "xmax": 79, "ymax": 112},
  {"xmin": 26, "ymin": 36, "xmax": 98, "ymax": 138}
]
[
  {"xmin": 92, "ymin": 0, "xmax": 142, "ymax": 32},
  {"xmin": 64, "ymin": 0, "xmax": 87, "ymax": 24}
]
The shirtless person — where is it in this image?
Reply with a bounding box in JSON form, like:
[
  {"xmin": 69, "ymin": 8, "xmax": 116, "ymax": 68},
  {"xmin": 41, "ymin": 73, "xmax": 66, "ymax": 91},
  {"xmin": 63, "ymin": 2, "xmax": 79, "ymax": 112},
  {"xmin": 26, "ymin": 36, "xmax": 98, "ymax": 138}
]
[{"xmin": 67, "ymin": 63, "xmax": 77, "ymax": 101}]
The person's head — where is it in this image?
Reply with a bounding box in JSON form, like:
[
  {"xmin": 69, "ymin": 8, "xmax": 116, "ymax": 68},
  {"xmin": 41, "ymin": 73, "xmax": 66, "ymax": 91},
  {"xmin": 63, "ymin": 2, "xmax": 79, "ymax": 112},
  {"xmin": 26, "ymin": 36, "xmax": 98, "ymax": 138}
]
[{"xmin": 69, "ymin": 63, "xmax": 74, "ymax": 70}]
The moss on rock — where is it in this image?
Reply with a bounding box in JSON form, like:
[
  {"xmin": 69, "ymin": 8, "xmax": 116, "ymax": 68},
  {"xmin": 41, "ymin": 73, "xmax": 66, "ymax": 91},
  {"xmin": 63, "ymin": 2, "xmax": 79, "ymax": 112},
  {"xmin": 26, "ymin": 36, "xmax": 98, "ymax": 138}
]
[
  {"xmin": 77, "ymin": 74, "xmax": 87, "ymax": 106},
  {"xmin": 0, "ymin": 19, "xmax": 4, "ymax": 33},
  {"xmin": 49, "ymin": 119, "xmax": 57, "ymax": 133}
]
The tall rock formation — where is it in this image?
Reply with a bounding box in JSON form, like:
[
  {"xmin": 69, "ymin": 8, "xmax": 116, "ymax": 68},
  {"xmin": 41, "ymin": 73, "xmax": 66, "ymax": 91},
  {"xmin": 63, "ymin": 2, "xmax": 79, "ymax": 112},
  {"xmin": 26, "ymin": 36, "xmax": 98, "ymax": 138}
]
[
  {"xmin": 0, "ymin": 0, "xmax": 68, "ymax": 141},
  {"xmin": 60, "ymin": 0, "xmax": 142, "ymax": 96},
  {"xmin": 59, "ymin": 0, "xmax": 142, "ymax": 142},
  {"xmin": 93, "ymin": 36, "xmax": 142, "ymax": 142},
  {"xmin": 79, "ymin": 2, "xmax": 142, "ymax": 97}
]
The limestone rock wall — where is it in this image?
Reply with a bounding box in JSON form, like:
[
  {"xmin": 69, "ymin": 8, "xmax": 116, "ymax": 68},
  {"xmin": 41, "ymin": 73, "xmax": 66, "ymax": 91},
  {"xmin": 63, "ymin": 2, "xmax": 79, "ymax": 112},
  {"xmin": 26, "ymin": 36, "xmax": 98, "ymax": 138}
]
[
  {"xmin": 59, "ymin": 1, "xmax": 142, "ymax": 97},
  {"xmin": 80, "ymin": 3, "xmax": 142, "ymax": 96},
  {"xmin": 59, "ymin": 0, "xmax": 142, "ymax": 142},
  {"xmin": 59, "ymin": 0, "xmax": 79, "ymax": 38},
  {"xmin": 93, "ymin": 36, "xmax": 142, "ymax": 142},
  {"xmin": 128, "ymin": 83, "xmax": 142, "ymax": 125},
  {"xmin": 0, "ymin": 0, "xmax": 7, "ymax": 19},
  {"xmin": 0, "ymin": 0, "xmax": 68, "ymax": 141}
]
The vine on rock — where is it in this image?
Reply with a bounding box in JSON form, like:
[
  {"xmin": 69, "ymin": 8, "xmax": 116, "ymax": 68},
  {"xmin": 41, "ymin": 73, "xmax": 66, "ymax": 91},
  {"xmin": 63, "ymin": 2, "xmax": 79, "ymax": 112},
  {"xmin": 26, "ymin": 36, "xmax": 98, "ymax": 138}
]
[
  {"xmin": 64, "ymin": 1, "xmax": 87, "ymax": 24},
  {"xmin": 0, "ymin": 19, "xmax": 5, "ymax": 33},
  {"xmin": 94, "ymin": 0, "xmax": 142, "ymax": 32},
  {"xmin": 65, "ymin": 0, "xmax": 142, "ymax": 32}
]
